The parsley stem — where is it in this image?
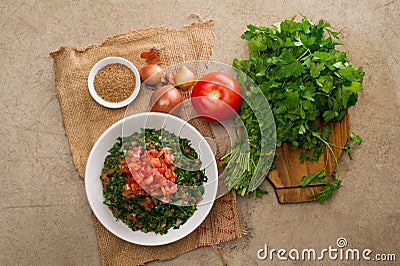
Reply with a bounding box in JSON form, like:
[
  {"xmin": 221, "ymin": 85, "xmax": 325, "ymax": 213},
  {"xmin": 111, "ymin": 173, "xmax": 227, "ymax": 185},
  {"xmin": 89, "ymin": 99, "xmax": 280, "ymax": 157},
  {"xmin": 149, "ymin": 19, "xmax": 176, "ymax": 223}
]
[
  {"xmin": 314, "ymin": 134, "xmax": 340, "ymax": 179},
  {"xmin": 323, "ymin": 147, "xmax": 329, "ymax": 170},
  {"xmin": 322, "ymin": 142, "xmax": 345, "ymax": 149},
  {"xmin": 297, "ymin": 49, "xmax": 311, "ymax": 61},
  {"xmin": 322, "ymin": 140, "xmax": 359, "ymax": 150}
]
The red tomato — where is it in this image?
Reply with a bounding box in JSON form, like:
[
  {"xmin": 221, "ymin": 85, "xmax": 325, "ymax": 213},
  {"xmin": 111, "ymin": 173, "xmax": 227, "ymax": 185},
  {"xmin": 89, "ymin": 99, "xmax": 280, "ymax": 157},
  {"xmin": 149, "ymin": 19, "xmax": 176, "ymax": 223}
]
[
  {"xmin": 149, "ymin": 157, "xmax": 161, "ymax": 168},
  {"xmin": 191, "ymin": 72, "xmax": 242, "ymax": 122},
  {"xmin": 157, "ymin": 166, "xmax": 167, "ymax": 174}
]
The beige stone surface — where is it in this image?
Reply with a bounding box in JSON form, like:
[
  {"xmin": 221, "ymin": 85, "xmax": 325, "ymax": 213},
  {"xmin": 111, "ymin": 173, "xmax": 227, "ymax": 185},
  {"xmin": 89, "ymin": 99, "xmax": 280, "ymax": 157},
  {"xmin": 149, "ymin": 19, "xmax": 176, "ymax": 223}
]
[{"xmin": 1, "ymin": 0, "xmax": 399, "ymax": 265}]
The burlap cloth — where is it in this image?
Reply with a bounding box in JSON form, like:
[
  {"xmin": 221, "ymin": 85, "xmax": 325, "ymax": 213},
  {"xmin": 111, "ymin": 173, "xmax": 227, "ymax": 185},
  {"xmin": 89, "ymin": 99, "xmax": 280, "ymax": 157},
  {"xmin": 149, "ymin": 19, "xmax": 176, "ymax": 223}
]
[{"xmin": 50, "ymin": 21, "xmax": 244, "ymax": 265}]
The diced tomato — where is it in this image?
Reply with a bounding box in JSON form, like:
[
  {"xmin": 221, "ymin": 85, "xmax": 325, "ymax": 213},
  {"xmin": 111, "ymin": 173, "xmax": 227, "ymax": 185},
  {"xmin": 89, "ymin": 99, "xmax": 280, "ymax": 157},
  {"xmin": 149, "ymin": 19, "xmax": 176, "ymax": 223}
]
[
  {"xmin": 149, "ymin": 157, "xmax": 161, "ymax": 168},
  {"xmin": 140, "ymin": 198, "xmax": 155, "ymax": 211},
  {"xmin": 107, "ymin": 168, "xmax": 115, "ymax": 174},
  {"xmin": 157, "ymin": 165, "xmax": 167, "ymax": 174},
  {"xmin": 101, "ymin": 174, "xmax": 109, "ymax": 182},
  {"xmin": 124, "ymin": 145, "xmax": 179, "ymax": 202},
  {"xmin": 135, "ymin": 222, "xmax": 142, "ymax": 229},
  {"xmin": 123, "ymin": 183, "xmax": 131, "ymax": 191},
  {"xmin": 165, "ymin": 169, "xmax": 172, "ymax": 179},
  {"xmin": 122, "ymin": 190, "xmax": 131, "ymax": 198},
  {"xmin": 147, "ymin": 149, "xmax": 158, "ymax": 158}
]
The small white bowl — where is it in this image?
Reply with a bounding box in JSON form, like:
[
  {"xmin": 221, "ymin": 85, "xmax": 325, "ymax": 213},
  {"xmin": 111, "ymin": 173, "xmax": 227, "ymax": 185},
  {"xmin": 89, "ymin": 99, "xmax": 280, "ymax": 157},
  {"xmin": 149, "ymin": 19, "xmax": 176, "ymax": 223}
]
[{"xmin": 88, "ymin": 57, "xmax": 141, "ymax": 109}]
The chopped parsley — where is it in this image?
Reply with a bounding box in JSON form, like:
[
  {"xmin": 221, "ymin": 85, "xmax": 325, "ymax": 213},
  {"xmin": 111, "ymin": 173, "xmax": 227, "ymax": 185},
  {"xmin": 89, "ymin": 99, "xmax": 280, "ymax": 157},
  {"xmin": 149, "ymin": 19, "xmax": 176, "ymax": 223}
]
[{"xmin": 100, "ymin": 128, "xmax": 207, "ymax": 234}]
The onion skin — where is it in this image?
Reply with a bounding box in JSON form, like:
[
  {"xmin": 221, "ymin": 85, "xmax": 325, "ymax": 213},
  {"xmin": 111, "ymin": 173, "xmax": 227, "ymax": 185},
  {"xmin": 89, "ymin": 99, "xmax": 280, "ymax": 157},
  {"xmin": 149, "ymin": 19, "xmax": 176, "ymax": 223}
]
[
  {"xmin": 139, "ymin": 64, "xmax": 163, "ymax": 85},
  {"xmin": 150, "ymin": 85, "xmax": 183, "ymax": 115},
  {"xmin": 175, "ymin": 65, "xmax": 195, "ymax": 91}
]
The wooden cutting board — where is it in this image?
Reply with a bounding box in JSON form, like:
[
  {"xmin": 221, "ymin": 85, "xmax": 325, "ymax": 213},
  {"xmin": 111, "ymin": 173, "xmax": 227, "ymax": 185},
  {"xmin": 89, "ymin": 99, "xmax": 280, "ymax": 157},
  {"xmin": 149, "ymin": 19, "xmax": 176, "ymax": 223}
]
[{"xmin": 267, "ymin": 113, "xmax": 350, "ymax": 203}]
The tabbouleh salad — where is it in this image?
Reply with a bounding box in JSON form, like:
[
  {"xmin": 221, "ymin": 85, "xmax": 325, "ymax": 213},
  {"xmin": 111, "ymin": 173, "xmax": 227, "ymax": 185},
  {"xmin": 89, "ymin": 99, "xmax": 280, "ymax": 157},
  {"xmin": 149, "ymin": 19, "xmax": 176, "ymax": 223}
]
[{"xmin": 100, "ymin": 128, "xmax": 207, "ymax": 235}]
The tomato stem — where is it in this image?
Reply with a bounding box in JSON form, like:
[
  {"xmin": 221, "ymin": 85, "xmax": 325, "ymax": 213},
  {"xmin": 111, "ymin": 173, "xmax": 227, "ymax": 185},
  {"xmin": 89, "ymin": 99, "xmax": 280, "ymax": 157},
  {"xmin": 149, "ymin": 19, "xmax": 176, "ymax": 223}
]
[{"xmin": 211, "ymin": 90, "xmax": 220, "ymax": 98}]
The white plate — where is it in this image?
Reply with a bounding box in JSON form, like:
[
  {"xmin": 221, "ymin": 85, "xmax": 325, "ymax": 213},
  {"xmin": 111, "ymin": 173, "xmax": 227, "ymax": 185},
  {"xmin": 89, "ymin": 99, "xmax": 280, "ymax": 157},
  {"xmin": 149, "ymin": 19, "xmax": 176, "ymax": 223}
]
[{"xmin": 85, "ymin": 112, "xmax": 218, "ymax": 246}]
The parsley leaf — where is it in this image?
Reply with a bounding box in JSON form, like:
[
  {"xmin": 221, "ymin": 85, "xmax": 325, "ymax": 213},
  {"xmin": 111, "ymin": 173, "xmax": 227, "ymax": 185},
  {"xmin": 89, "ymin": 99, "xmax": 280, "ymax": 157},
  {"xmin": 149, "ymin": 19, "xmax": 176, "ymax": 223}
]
[
  {"xmin": 231, "ymin": 15, "xmax": 364, "ymax": 200},
  {"xmin": 311, "ymin": 178, "xmax": 342, "ymax": 204},
  {"xmin": 300, "ymin": 170, "xmax": 327, "ymax": 187}
]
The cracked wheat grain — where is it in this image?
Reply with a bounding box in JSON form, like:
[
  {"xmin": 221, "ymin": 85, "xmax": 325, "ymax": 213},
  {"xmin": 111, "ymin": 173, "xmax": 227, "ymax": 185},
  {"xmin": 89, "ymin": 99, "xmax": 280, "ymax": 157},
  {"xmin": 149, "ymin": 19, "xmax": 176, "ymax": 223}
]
[{"xmin": 94, "ymin": 63, "xmax": 136, "ymax": 103}]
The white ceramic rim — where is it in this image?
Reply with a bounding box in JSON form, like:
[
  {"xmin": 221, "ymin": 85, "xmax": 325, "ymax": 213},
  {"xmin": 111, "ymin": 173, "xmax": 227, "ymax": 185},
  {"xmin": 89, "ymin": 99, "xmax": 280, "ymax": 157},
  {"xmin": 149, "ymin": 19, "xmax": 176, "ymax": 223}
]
[
  {"xmin": 87, "ymin": 57, "xmax": 141, "ymax": 109},
  {"xmin": 84, "ymin": 112, "xmax": 218, "ymax": 245}
]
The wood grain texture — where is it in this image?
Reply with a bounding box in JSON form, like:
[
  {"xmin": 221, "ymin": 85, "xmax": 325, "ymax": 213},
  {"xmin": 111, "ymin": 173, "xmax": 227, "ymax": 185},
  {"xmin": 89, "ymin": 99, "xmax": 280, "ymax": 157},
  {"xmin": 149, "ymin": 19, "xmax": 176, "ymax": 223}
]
[{"xmin": 267, "ymin": 113, "xmax": 350, "ymax": 203}]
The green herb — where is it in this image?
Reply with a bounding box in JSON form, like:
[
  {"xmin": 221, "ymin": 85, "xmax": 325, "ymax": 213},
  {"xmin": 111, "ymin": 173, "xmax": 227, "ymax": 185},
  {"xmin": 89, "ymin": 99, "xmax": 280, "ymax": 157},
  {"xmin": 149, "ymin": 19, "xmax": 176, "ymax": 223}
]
[
  {"xmin": 300, "ymin": 132, "xmax": 362, "ymax": 203},
  {"xmin": 312, "ymin": 178, "xmax": 342, "ymax": 204},
  {"xmin": 220, "ymin": 85, "xmax": 276, "ymax": 196},
  {"xmin": 232, "ymin": 15, "xmax": 364, "ymax": 200},
  {"xmin": 101, "ymin": 128, "xmax": 206, "ymax": 234},
  {"xmin": 299, "ymin": 170, "xmax": 326, "ymax": 187},
  {"xmin": 345, "ymin": 132, "xmax": 362, "ymax": 160}
]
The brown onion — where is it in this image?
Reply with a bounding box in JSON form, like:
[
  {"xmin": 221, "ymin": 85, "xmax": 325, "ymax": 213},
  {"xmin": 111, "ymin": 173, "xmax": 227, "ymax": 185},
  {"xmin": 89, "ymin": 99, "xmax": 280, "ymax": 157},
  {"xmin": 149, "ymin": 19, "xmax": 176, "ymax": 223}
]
[
  {"xmin": 150, "ymin": 85, "xmax": 183, "ymax": 115},
  {"xmin": 174, "ymin": 65, "xmax": 195, "ymax": 91},
  {"xmin": 139, "ymin": 64, "xmax": 163, "ymax": 85}
]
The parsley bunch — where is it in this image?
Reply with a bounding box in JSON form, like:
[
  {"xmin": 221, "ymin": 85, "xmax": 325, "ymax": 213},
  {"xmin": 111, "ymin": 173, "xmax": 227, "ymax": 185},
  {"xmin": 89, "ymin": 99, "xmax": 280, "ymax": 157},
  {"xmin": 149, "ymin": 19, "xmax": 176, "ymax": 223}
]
[{"xmin": 233, "ymin": 16, "xmax": 364, "ymax": 202}]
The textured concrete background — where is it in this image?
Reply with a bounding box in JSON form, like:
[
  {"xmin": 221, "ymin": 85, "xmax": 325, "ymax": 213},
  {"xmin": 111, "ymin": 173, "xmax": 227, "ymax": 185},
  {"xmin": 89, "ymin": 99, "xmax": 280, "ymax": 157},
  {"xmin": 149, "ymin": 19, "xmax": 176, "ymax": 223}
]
[{"xmin": 1, "ymin": 0, "xmax": 399, "ymax": 265}]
